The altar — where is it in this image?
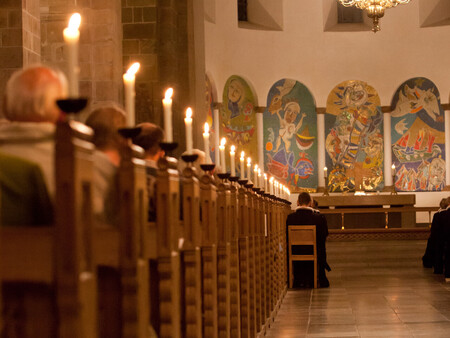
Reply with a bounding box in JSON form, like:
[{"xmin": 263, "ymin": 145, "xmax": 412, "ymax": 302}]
[{"xmin": 314, "ymin": 194, "xmax": 416, "ymax": 229}]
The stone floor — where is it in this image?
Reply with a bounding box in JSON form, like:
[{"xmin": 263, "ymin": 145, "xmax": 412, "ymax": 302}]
[{"xmin": 266, "ymin": 240, "xmax": 450, "ymax": 337}]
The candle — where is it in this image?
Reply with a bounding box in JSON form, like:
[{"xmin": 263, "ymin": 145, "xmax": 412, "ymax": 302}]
[
  {"xmin": 219, "ymin": 138, "xmax": 226, "ymax": 173},
  {"xmin": 214, "ymin": 109, "xmax": 220, "ymax": 166},
  {"xmin": 123, "ymin": 62, "xmax": 140, "ymax": 126},
  {"xmin": 258, "ymin": 169, "xmax": 262, "ymax": 190},
  {"xmin": 162, "ymin": 88, "xmax": 174, "ymax": 142},
  {"xmin": 391, "ymin": 164, "xmax": 396, "ymax": 176},
  {"xmin": 274, "ymin": 180, "xmax": 278, "ymax": 197},
  {"xmin": 203, "ymin": 122, "xmax": 210, "ymax": 164},
  {"xmin": 324, "ymin": 166, "xmax": 328, "ymax": 178},
  {"xmin": 185, "ymin": 107, "xmax": 193, "ymax": 154},
  {"xmin": 254, "ymin": 164, "xmax": 259, "ymax": 188},
  {"xmin": 247, "ymin": 157, "xmax": 252, "ymax": 182},
  {"xmin": 230, "ymin": 145, "xmax": 236, "ymax": 176},
  {"xmin": 269, "ymin": 177, "xmax": 274, "ymax": 195},
  {"xmin": 264, "ymin": 173, "xmax": 268, "ymax": 192},
  {"xmin": 240, "ymin": 151, "xmax": 245, "ymax": 179},
  {"xmin": 63, "ymin": 13, "xmax": 81, "ymax": 97}
]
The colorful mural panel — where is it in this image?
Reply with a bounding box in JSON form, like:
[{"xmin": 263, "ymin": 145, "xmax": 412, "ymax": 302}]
[
  {"xmin": 220, "ymin": 75, "xmax": 257, "ymax": 175},
  {"xmin": 263, "ymin": 79, "xmax": 318, "ymax": 191},
  {"xmin": 391, "ymin": 77, "xmax": 445, "ymax": 192},
  {"xmin": 325, "ymin": 80, "xmax": 383, "ymax": 192}
]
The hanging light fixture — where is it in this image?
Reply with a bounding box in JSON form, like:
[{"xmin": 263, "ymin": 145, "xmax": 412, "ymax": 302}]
[{"xmin": 338, "ymin": 0, "xmax": 411, "ymax": 33}]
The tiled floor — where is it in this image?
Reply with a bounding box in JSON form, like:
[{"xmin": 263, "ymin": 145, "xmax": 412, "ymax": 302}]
[{"xmin": 266, "ymin": 240, "xmax": 450, "ymax": 337}]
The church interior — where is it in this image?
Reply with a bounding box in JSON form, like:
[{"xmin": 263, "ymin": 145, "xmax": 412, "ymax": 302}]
[{"xmin": 0, "ymin": 0, "xmax": 450, "ymax": 336}]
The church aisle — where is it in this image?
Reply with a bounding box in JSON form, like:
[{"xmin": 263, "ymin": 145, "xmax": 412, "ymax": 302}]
[{"xmin": 266, "ymin": 240, "xmax": 450, "ymax": 337}]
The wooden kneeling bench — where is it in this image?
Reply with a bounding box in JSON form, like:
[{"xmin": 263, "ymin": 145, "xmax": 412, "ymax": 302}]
[{"xmin": 288, "ymin": 225, "xmax": 317, "ymax": 289}]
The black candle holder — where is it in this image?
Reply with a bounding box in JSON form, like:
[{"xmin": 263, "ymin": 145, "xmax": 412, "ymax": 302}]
[
  {"xmin": 238, "ymin": 179, "xmax": 248, "ymax": 186},
  {"xmin": 159, "ymin": 142, "xmax": 178, "ymax": 156},
  {"xmin": 217, "ymin": 173, "xmax": 231, "ymax": 182},
  {"xmin": 252, "ymin": 187, "xmax": 261, "ymax": 193},
  {"xmin": 118, "ymin": 127, "xmax": 142, "ymax": 139},
  {"xmin": 200, "ymin": 164, "xmax": 216, "ymax": 174},
  {"xmin": 181, "ymin": 154, "xmax": 199, "ymax": 163},
  {"xmin": 245, "ymin": 181, "xmax": 254, "ymax": 189},
  {"xmin": 56, "ymin": 98, "xmax": 88, "ymax": 114},
  {"xmin": 228, "ymin": 176, "xmax": 239, "ymax": 183}
]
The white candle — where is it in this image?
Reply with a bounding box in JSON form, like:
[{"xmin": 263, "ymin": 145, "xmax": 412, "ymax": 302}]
[
  {"xmin": 214, "ymin": 109, "xmax": 220, "ymax": 166},
  {"xmin": 269, "ymin": 177, "xmax": 274, "ymax": 195},
  {"xmin": 162, "ymin": 88, "xmax": 173, "ymax": 142},
  {"xmin": 324, "ymin": 166, "xmax": 328, "ymax": 178},
  {"xmin": 240, "ymin": 151, "xmax": 245, "ymax": 179},
  {"xmin": 258, "ymin": 169, "xmax": 262, "ymax": 189},
  {"xmin": 203, "ymin": 122, "xmax": 210, "ymax": 164},
  {"xmin": 219, "ymin": 137, "xmax": 226, "ymax": 173},
  {"xmin": 254, "ymin": 164, "xmax": 259, "ymax": 188},
  {"xmin": 63, "ymin": 13, "xmax": 81, "ymax": 97},
  {"xmin": 185, "ymin": 107, "xmax": 193, "ymax": 154},
  {"xmin": 123, "ymin": 62, "xmax": 140, "ymax": 126},
  {"xmin": 264, "ymin": 173, "xmax": 268, "ymax": 192},
  {"xmin": 391, "ymin": 164, "xmax": 396, "ymax": 176},
  {"xmin": 247, "ymin": 157, "xmax": 252, "ymax": 183},
  {"xmin": 230, "ymin": 145, "xmax": 236, "ymax": 176}
]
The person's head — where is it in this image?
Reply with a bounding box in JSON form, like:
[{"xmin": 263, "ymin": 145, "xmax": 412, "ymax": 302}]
[
  {"xmin": 3, "ymin": 65, "xmax": 67, "ymax": 123},
  {"xmin": 85, "ymin": 105, "xmax": 127, "ymax": 153},
  {"xmin": 132, "ymin": 122, "xmax": 165, "ymax": 161},
  {"xmin": 439, "ymin": 198, "xmax": 449, "ymax": 210},
  {"xmin": 297, "ymin": 192, "xmax": 312, "ymax": 207}
]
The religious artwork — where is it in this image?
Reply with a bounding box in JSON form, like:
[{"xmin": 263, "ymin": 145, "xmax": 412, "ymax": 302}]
[
  {"xmin": 391, "ymin": 77, "xmax": 445, "ymax": 191},
  {"xmin": 263, "ymin": 79, "xmax": 318, "ymax": 191},
  {"xmin": 220, "ymin": 75, "xmax": 257, "ymax": 174},
  {"xmin": 206, "ymin": 74, "xmax": 216, "ymax": 161},
  {"xmin": 325, "ymin": 80, "xmax": 383, "ymax": 192}
]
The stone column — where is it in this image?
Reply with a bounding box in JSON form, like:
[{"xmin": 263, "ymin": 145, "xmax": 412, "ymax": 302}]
[
  {"xmin": 383, "ymin": 111, "xmax": 393, "ymax": 188},
  {"xmin": 317, "ymin": 112, "xmax": 325, "ymax": 189},
  {"xmin": 0, "ymin": 0, "xmax": 40, "ymax": 109}
]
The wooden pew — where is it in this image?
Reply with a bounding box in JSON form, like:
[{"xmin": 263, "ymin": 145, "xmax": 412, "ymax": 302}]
[{"xmin": 1, "ymin": 119, "xmax": 97, "ymax": 337}]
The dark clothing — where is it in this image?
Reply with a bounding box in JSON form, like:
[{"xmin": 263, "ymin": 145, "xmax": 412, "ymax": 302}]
[
  {"xmin": 286, "ymin": 207, "xmax": 329, "ymax": 287},
  {"xmin": 440, "ymin": 209, "xmax": 450, "ymax": 278},
  {"xmin": 422, "ymin": 209, "xmax": 446, "ymax": 272},
  {"xmin": 146, "ymin": 166, "xmax": 157, "ymax": 222}
]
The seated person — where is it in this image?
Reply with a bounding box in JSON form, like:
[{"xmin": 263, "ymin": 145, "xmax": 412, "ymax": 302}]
[
  {"xmin": 132, "ymin": 123, "xmax": 165, "ymax": 222},
  {"xmin": 85, "ymin": 105, "xmax": 127, "ymax": 223},
  {"xmin": 0, "ymin": 152, "xmax": 53, "ymax": 226},
  {"xmin": 286, "ymin": 192, "xmax": 330, "ymax": 288},
  {"xmin": 422, "ymin": 198, "xmax": 450, "ymax": 271},
  {"xmin": 0, "ymin": 65, "xmax": 68, "ymax": 198}
]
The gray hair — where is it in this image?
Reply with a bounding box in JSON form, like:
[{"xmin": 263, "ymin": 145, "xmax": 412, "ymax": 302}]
[{"xmin": 4, "ymin": 65, "xmax": 67, "ymax": 122}]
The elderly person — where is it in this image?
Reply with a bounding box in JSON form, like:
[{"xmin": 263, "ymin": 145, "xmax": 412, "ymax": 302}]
[{"xmin": 0, "ymin": 65, "xmax": 67, "ymax": 197}]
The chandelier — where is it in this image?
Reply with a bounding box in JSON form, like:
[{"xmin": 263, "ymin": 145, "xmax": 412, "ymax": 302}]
[{"xmin": 338, "ymin": 0, "xmax": 411, "ymax": 33}]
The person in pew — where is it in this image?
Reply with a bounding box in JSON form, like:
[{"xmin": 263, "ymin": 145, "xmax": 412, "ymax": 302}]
[
  {"xmin": 0, "ymin": 152, "xmax": 53, "ymax": 226},
  {"xmin": 440, "ymin": 198, "xmax": 450, "ymax": 282},
  {"xmin": 0, "ymin": 65, "xmax": 68, "ymax": 198},
  {"xmin": 286, "ymin": 192, "xmax": 330, "ymax": 288},
  {"xmin": 131, "ymin": 123, "xmax": 165, "ymax": 222},
  {"xmin": 85, "ymin": 105, "xmax": 127, "ymax": 224},
  {"xmin": 422, "ymin": 197, "xmax": 450, "ymax": 271}
]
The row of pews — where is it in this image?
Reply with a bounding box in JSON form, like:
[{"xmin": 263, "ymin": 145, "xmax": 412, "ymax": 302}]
[{"xmin": 0, "ymin": 118, "xmax": 292, "ymax": 337}]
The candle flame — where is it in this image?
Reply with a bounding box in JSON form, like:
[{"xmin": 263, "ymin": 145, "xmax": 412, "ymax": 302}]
[
  {"xmin": 258, "ymin": 168, "xmax": 261, "ymax": 175},
  {"xmin": 269, "ymin": 177, "xmax": 274, "ymax": 182},
  {"xmin": 264, "ymin": 173, "xmax": 267, "ymax": 179},
  {"xmin": 204, "ymin": 122, "xmax": 209, "ymax": 134},
  {"xmin": 126, "ymin": 62, "xmax": 140, "ymax": 76},
  {"xmin": 164, "ymin": 88, "xmax": 173, "ymax": 100},
  {"xmin": 230, "ymin": 145, "xmax": 236, "ymax": 153},
  {"xmin": 68, "ymin": 13, "xmax": 81, "ymax": 30},
  {"xmin": 220, "ymin": 137, "xmax": 226, "ymax": 147},
  {"xmin": 240, "ymin": 151, "xmax": 245, "ymax": 159},
  {"xmin": 391, "ymin": 164, "xmax": 395, "ymax": 169},
  {"xmin": 247, "ymin": 157, "xmax": 251, "ymax": 165},
  {"xmin": 254, "ymin": 164, "xmax": 258, "ymax": 171},
  {"xmin": 186, "ymin": 107, "xmax": 192, "ymax": 119},
  {"xmin": 324, "ymin": 166, "xmax": 327, "ymax": 171}
]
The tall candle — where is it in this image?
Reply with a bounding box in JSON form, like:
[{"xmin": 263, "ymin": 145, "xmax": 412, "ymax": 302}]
[
  {"xmin": 240, "ymin": 151, "xmax": 245, "ymax": 179},
  {"xmin": 162, "ymin": 88, "xmax": 173, "ymax": 142},
  {"xmin": 123, "ymin": 62, "xmax": 140, "ymax": 126},
  {"xmin": 203, "ymin": 122, "xmax": 210, "ymax": 164},
  {"xmin": 269, "ymin": 177, "xmax": 274, "ymax": 195},
  {"xmin": 324, "ymin": 166, "xmax": 328, "ymax": 178},
  {"xmin": 247, "ymin": 157, "xmax": 251, "ymax": 182},
  {"xmin": 230, "ymin": 145, "xmax": 236, "ymax": 176},
  {"xmin": 63, "ymin": 13, "xmax": 81, "ymax": 97},
  {"xmin": 214, "ymin": 109, "xmax": 220, "ymax": 166},
  {"xmin": 258, "ymin": 169, "xmax": 262, "ymax": 189},
  {"xmin": 254, "ymin": 164, "xmax": 259, "ymax": 188},
  {"xmin": 391, "ymin": 164, "xmax": 396, "ymax": 176},
  {"xmin": 219, "ymin": 138, "xmax": 226, "ymax": 173},
  {"xmin": 185, "ymin": 108, "xmax": 193, "ymax": 154},
  {"xmin": 264, "ymin": 173, "xmax": 268, "ymax": 192}
]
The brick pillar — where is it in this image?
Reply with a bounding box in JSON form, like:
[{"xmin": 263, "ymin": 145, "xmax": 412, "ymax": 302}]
[
  {"xmin": 41, "ymin": 0, "xmax": 122, "ymax": 113},
  {"xmin": 0, "ymin": 0, "xmax": 41, "ymax": 110}
]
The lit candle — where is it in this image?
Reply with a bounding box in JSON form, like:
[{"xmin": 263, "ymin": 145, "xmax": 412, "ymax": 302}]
[
  {"xmin": 274, "ymin": 180, "xmax": 278, "ymax": 197},
  {"xmin": 254, "ymin": 164, "xmax": 259, "ymax": 188},
  {"xmin": 162, "ymin": 88, "xmax": 173, "ymax": 142},
  {"xmin": 324, "ymin": 166, "xmax": 328, "ymax": 178},
  {"xmin": 247, "ymin": 158, "xmax": 252, "ymax": 182},
  {"xmin": 269, "ymin": 177, "xmax": 274, "ymax": 195},
  {"xmin": 203, "ymin": 122, "xmax": 210, "ymax": 164},
  {"xmin": 230, "ymin": 145, "xmax": 236, "ymax": 177},
  {"xmin": 391, "ymin": 164, "xmax": 396, "ymax": 176},
  {"xmin": 63, "ymin": 13, "xmax": 81, "ymax": 97},
  {"xmin": 219, "ymin": 138, "xmax": 226, "ymax": 173},
  {"xmin": 214, "ymin": 109, "xmax": 220, "ymax": 166},
  {"xmin": 264, "ymin": 173, "xmax": 268, "ymax": 192},
  {"xmin": 240, "ymin": 151, "xmax": 245, "ymax": 179},
  {"xmin": 185, "ymin": 107, "xmax": 193, "ymax": 154},
  {"xmin": 258, "ymin": 169, "xmax": 262, "ymax": 190},
  {"xmin": 123, "ymin": 62, "xmax": 140, "ymax": 126}
]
